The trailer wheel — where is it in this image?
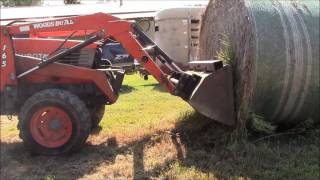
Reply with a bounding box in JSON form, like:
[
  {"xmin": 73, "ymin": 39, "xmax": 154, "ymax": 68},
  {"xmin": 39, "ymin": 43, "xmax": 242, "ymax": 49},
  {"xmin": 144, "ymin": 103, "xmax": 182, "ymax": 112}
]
[
  {"xmin": 90, "ymin": 105, "xmax": 105, "ymax": 129},
  {"xmin": 18, "ymin": 89, "xmax": 91, "ymax": 155}
]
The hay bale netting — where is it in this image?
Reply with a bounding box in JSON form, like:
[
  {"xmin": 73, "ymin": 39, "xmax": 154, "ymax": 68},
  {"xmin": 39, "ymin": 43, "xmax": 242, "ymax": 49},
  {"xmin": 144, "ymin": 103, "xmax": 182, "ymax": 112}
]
[{"xmin": 198, "ymin": 0, "xmax": 319, "ymax": 127}]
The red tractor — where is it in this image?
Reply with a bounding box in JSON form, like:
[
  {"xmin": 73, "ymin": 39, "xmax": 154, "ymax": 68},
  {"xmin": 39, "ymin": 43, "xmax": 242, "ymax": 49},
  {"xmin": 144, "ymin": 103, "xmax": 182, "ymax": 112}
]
[{"xmin": 0, "ymin": 13, "xmax": 234, "ymax": 155}]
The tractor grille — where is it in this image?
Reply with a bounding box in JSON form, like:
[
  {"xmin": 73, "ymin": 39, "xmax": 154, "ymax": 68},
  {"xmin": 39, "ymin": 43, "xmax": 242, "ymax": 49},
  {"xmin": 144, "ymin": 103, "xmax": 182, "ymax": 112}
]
[{"xmin": 59, "ymin": 48, "xmax": 96, "ymax": 68}]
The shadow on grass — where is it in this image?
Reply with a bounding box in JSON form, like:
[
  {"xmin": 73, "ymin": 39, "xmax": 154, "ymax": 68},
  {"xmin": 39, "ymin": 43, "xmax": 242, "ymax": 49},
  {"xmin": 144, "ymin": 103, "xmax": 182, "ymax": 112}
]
[
  {"xmin": 119, "ymin": 85, "xmax": 137, "ymax": 94},
  {"xmin": 166, "ymin": 112, "xmax": 320, "ymax": 179},
  {"xmin": 1, "ymin": 136, "xmax": 149, "ymax": 179},
  {"xmin": 140, "ymin": 83, "xmax": 166, "ymax": 92},
  {"xmin": 0, "ymin": 132, "xmax": 164, "ymax": 179},
  {"xmin": 90, "ymin": 125, "xmax": 103, "ymax": 135},
  {"xmin": 1, "ymin": 113, "xmax": 318, "ymax": 179}
]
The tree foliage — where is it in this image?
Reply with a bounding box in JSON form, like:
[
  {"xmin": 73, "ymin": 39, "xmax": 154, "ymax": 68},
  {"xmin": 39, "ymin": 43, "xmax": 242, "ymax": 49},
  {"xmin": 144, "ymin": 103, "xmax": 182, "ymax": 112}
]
[
  {"xmin": 0, "ymin": 0, "xmax": 41, "ymax": 7},
  {"xmin": 64, "ymin": 0, "xmax": 80, "ymax": 4},
  {"xmin": 0, "ymin": 0, "xmax": 82, "ymax": 7}
]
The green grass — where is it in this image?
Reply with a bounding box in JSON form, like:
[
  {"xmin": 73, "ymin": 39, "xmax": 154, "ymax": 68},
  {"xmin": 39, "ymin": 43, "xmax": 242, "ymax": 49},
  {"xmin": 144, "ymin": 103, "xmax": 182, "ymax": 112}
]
[
  {"xmin": 0, "ymin": 74, "xmax": 319, "ymax": 180},
  {"xmin": 99, "ymin": 74, "xmax": 192, "ymax": 138}
]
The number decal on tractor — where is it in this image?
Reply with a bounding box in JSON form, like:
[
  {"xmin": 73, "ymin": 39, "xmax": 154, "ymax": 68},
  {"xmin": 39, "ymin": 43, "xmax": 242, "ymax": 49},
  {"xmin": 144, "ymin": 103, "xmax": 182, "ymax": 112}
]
[{"xmin": 1, "ymin": 45, "xmax": 7, "ymax": 67}]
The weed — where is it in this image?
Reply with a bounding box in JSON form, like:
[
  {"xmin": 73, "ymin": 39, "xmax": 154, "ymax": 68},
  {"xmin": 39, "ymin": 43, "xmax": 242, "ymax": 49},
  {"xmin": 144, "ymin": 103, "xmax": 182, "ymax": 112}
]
[{"xmin": 216, "ymin": 33, "xmax": 235, "ymax": 65}]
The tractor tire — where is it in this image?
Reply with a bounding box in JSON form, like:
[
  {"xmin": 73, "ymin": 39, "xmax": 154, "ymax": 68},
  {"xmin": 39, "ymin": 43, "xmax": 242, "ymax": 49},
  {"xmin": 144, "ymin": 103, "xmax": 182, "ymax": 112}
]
[
  {"xmin": 18, "ymin": 89, "xmax": 91, "ymax": 156},
  {"xmin": 89, "ymin": 105, "xmax": 105, "ymax": 129}
]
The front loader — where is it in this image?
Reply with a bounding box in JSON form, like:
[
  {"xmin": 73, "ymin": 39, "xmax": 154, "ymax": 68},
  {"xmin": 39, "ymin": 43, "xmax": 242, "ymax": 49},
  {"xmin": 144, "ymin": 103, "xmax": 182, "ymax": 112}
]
[{"xmin": 0, "ymin": 13, "xmax": 234, "ymax": 155}]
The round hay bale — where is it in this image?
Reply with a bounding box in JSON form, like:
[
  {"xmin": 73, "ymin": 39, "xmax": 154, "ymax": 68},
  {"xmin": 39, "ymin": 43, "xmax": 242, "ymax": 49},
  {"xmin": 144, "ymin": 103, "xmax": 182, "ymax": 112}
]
[{"xmin": 198, "ymin": 0, "xmax": 319, "ymax": 127}]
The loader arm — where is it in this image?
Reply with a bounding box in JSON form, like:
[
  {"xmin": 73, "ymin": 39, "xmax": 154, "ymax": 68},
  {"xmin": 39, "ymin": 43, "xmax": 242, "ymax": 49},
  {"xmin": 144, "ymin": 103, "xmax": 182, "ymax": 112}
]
[
  {"xmin": 5, "ymin": 13, "xmax": 176, "ymax": 94},
  {"xmin": 3, "ymin": 13, "xmax": 235, "ymax": 125}
]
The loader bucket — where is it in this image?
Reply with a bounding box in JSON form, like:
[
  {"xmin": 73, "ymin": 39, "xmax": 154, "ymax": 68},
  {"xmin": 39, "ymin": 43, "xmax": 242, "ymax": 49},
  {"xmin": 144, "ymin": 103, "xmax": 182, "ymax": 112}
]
[{"xmin": 185, "ymin": 64, "xmax": 235, "ymax": 126}]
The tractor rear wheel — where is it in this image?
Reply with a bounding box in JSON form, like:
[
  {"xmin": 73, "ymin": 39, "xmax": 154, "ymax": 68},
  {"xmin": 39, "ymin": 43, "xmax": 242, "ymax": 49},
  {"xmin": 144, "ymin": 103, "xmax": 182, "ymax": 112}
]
[
  {"xmin": 18, "ymin": 89, "xmax": 91, "ymax": 155},
  {"xmin": 89, "ymin": 105, "xmax": 105, "ymax": 129}
]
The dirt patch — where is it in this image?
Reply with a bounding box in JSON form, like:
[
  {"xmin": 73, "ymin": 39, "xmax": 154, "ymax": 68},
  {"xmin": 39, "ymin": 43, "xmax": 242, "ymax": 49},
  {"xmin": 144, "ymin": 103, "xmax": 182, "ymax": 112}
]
[{"xmin": 1, "ymin": 112, "xmax": 319, "ymax": 179}]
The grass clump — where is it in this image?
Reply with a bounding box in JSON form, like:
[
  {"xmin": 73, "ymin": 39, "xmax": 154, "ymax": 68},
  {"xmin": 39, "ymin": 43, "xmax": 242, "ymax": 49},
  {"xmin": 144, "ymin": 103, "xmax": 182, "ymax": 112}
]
[
  {"xmin": 216, "ymin": 34, "xmax": 235, "ymax": 65},
  {"xmin": 160, "ymin": 162, "xmax": 211, "ymax": 180},
  {"xmin": 248, "ymin": 113, "xmax": 276, "ymax": 135}
]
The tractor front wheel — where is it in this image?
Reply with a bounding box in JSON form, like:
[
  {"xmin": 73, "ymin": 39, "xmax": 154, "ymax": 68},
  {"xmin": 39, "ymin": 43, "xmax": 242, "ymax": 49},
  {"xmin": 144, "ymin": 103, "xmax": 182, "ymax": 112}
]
[{"xmin": 18, "ymin": 89, "xmax": 91, "ymax": 155}]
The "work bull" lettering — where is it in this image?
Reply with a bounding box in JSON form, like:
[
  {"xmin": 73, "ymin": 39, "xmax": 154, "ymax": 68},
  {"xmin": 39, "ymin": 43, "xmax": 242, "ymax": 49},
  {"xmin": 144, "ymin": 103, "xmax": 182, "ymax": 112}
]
[{"xmin": 33, "ymin": 19, "xmax": 74, "ymax": 29}]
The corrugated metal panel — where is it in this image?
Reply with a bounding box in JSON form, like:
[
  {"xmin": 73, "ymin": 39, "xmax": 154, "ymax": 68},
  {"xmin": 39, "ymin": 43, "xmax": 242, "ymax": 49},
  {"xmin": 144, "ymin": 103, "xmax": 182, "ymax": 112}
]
[
  {"xmin": 199, "ymin": 0, "xmax": 319, "ymax": 125},
  {"xmin": 247, "ymin": 0, "xmax": 319, "ymax": 125}
]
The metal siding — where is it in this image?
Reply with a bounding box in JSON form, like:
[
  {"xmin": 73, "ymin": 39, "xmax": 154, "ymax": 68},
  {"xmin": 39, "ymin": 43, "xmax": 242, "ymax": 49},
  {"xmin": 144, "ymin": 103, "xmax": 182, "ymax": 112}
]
[{"xmin": 247, "ymin": 0, "xmax": 319, "ymax": 124}]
